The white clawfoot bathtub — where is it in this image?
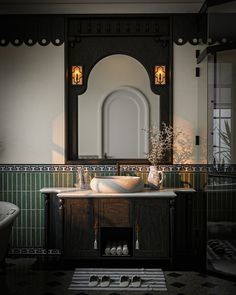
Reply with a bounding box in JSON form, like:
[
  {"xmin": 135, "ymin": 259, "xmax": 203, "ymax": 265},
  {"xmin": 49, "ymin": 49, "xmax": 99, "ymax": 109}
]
[{"xmin": 0, "ymin": 202, "xmax": 20, "ymax": 264}]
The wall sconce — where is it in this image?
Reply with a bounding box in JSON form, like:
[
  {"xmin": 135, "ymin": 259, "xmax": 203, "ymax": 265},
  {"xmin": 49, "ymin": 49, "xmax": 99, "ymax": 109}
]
[
  {"xmin": 72, "ymin": 66, "xmax": 83, "ymax": 85},
  {"xmin": 155, "ymin": 65, "xmax": 166, "ymax": 85}
]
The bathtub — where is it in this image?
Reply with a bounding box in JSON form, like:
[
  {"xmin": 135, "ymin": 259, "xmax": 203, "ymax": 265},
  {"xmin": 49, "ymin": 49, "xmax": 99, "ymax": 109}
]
[{"xmin": 0, "ymin": 202, "xmax": 20, "ymax": 264}]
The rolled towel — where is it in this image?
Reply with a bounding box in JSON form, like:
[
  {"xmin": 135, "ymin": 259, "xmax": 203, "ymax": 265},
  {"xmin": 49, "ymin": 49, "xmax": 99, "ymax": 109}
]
[
  {"xmin": 110, "ymin": 244, "xmax": 117, "ymax": 256},
  {"xmin": 116, "ymin": 244, "xmax": 123, "ymax": 256},
  {"xmin": 104, "ymin": 245, "xmax": 111, "ymax": 256},
  {"xmin": 122, "ymin": 244, "xmax": 129, "ymax": 255}
]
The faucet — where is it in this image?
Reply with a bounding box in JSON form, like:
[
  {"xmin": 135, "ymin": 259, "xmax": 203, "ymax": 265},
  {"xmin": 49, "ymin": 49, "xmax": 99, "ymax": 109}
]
[{"xmin": 116, "ymin": 161, "xmax": 120, "ymax": 176}]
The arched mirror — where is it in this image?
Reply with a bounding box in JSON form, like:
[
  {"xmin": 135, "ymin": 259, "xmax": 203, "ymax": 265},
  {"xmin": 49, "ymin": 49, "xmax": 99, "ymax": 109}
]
[{"xmin": 77, "ymin": 54, "xmax": 160, "ymax": 160}]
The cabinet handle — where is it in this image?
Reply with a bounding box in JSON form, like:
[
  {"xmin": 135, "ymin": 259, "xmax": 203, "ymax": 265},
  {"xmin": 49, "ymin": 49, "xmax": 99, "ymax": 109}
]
[
  {"xmin": 93, "ymin": 221, "xmax": 98, "ymax": 250},
  {"xmin": 135, "ymin": 223, "xmax": 140, "ymax": 250}
]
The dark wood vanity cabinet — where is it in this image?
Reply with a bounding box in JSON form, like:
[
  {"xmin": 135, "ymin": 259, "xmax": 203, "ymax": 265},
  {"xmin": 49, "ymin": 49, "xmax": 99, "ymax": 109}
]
[
  {"xmin": 134, "ymin": 199, "xmax": 170, "ymax": 258},
  {"xmin": 62, "ymin": 197, "xmax": 174, "ymax": 260},
  {"xmin": 64, "ymin": 198, "xmax": 99, "ymax": 258},
  {"xmin": 43, "ymin": 189, "xmax": 203, "ymax": 268}
]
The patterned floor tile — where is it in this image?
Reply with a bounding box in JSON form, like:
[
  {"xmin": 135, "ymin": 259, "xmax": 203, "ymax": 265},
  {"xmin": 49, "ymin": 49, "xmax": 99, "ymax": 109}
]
[
  {"xmin": 46, "ymin": 281, "xmax": 62, "ymax": 287},
  {"xmin": 16, "ymin": 280, "xmax": 32, "ymax": 286},
  {"xmin": 52, "ymin": 271, "xmax": 66, "ymax": 277},
  {"xmin": 1, "ymin": 258, "xmax": 236, "ymax": 295},
  {"xmin": 197, "ymin": 273, "xmax": 209, "ymax": 278},
  {"xmin": 202, "ymin": 282, "xmax": 217, "ymax": 288},
  {"xmin": 170, "ymin": 282, "xmax": 186, "ymax": 288},
  {"xmin": 167, "ymin": 272, "xmax": 183, "ymax": 278}
]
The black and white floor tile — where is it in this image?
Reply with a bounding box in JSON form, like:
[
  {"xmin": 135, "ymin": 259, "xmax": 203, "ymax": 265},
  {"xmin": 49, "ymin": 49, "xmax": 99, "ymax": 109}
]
[{"xmin": 0, "ymin": 258, "xmax": 236, "ymax": 295}]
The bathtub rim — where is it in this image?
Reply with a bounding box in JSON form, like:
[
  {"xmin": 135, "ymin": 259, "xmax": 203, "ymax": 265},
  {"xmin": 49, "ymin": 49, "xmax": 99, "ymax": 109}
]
[{"xmin": 0, "ymin": 201, "xmax": 20, "ymax": 230}]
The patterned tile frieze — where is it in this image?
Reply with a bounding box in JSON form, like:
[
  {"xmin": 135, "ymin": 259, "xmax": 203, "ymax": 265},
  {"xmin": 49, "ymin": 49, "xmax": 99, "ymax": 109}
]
[
  {"xmin": 1, "ymin": 163, "xmax": 236, "ymax": 173},
  {"xmin": 0, "ymin": 163, "xmax": 207, "ymax": 172}
]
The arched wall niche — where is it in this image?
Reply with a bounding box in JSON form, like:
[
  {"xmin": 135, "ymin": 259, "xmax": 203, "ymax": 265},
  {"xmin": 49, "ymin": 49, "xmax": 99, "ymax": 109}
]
[{"xmin": 102, "ymin": 86, "xmax": 150, "ymax": 159}]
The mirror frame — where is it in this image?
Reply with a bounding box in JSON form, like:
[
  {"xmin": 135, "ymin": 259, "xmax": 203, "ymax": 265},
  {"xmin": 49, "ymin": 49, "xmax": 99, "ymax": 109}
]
[{"xmin": 65, "ymin": 15, "xmax": 173, "ymax": 165}]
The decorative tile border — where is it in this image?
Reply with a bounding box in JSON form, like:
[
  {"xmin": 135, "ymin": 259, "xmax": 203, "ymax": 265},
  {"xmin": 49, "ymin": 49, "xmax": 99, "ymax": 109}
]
[
  {"xmin": 8, "ymin": 248, "xmax": 47, "ymax": 255},
  {"xmin": 1, "ymin": 163, "xmax": 234, "ymax": 172},
  {"xmin": 8, "ymin": 248, "xmax": 61, "ymax": 255},
  {"xmin": 1, "ymin": 163, "xmax": 236, "ymax": 173},
  {"xmin": 0, "ymin": 164, "xmax": 114, "ymax": 172},
  {"xmin": 0, "ymin": 164, "xmax": 78, "ymax": 172}
]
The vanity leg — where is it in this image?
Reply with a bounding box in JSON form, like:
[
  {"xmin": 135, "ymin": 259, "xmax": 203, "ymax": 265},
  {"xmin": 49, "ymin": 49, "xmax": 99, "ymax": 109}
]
[
  {"xmin": 44, "ymin": 194, "xmax": 50, "ymax": 258},
  {"xmin": 169, "ymin": 199, "xmax": 176, "ymax": 269},
  {"xmin": 58, "ymin": 198, "xmax": 65, "ymax": 256}
]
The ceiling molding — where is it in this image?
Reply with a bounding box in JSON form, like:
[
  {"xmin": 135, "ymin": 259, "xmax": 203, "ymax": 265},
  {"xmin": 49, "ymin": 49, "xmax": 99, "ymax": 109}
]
[
  {"xmin": 0, "ymin": 3, "xmax": 203, "ymax": 14},
  {"xmin": 0, "ymin": 0, "xmax": 204, "ymax": 3}
]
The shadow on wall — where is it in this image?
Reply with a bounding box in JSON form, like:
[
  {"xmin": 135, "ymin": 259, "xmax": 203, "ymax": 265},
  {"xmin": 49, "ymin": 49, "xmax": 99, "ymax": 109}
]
[
  {"xmin": 173, "ymin": 128, "xmax": 194, "ymax": 164},
  {"xmin": 0, "ymin": 141, "xmax": 5, "ymax": 156},
  {"xmin": 173, "ymin": 122, "xmax": 207, "ymax": 165},
  {"xmin": 51, "ymin": 113, "xmax": 65, "ymax": 164}
]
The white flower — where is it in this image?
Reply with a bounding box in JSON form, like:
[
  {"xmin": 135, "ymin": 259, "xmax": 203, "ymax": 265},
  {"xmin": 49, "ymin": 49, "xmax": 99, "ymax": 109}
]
[{"xmin": 143, "ymin": 122, "xmax": 178, "ymax": 166}]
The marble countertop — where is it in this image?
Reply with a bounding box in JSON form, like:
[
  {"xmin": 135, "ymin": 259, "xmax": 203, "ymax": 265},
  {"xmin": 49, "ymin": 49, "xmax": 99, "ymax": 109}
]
[
  {"xmin": 57, "ymin": 189, "xmax": 177, "ymax": 198},
  {"xmin": 40, "ymin": 187, "xmax": 79, "ymax": 194},
  {"xmin": 40, "ymin": 187, "xmax": 195, "ymax": 198}
]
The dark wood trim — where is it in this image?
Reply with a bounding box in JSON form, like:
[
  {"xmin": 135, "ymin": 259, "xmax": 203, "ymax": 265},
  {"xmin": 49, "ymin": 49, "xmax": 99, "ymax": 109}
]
[
  {"xmin": 169, "ymin": 15, "xmax": 174, "ymax": 163},
  {"xmin": 199, "ymin": 0, "xmax": 235, "ymax": 13},
  {"xmin": 197, "ymin": 42, "xmax": 236, "ymax": 64},
  {"xmin": 199, "ymin": 1, "xmax": 208, "ymax": 13},
  {"xmin": 65, "ymin": 158, "xmax": 167, "ymax": 166},
  {"xmin": 197, "ymin": 47, "xmax": 209, "ymax": 64},
  {"xmin": 0, "ymin": 15, "xmax": 65, "ymax": 46},
  {"xmin": 66, "ymin": 14, "xmax": 173, "ymax": 164},
  {"xmin": 64, "ymin": 17, "xmax": 69, "ymax": 162},
  {"xmin": 208, "ymin": 0, "xmax": 235, "ymax": 7}
]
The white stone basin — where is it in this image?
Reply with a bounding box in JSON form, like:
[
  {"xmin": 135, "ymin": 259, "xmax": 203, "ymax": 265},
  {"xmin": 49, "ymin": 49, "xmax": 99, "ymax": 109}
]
[{"xmin": 90, "ymin": 176, "xmax": 144, "ymax": 193}]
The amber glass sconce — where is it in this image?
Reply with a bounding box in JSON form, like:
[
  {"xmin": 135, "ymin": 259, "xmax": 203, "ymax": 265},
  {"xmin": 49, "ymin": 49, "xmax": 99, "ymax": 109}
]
[
  {"xmin": 155, "ymin": 65, "xmax": 166, "ymax": 85},
  {"xmin": 72, "ymin": 66, "xmax": 83, "ymax": 85}
]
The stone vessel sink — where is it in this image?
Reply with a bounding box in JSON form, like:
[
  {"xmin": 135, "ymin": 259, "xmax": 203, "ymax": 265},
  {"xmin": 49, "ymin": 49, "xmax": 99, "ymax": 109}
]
[{"xmin": 90, "ymin": 176, "xmax": 144, "ymax": 193}]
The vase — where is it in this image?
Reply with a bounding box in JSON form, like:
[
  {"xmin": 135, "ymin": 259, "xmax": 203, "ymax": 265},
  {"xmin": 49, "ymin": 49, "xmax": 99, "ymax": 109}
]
[{"xmin": 148, "ymin": 166, "xmax": 163, "ymax": 190}]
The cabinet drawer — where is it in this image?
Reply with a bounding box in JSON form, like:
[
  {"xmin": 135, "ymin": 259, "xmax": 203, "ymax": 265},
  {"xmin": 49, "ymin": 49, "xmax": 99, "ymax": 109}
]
[{"xmin": 100, "ymin": 199, "xmax": 132, "ymax": 227}]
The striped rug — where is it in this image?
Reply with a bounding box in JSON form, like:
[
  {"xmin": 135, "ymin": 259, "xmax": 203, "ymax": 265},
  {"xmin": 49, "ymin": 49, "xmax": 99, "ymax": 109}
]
[{"xmin": 69, "ymin": 268, "xmax": 167, "ymax": 293}]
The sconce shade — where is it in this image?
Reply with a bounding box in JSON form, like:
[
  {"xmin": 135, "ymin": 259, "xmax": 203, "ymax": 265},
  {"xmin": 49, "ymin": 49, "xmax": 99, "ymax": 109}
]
[
  {"xmin": 155, "ymin": 65, "xmax": 166, "ymax": 85},
  {"xmin": 72, "ymin": 66, "xmax": 83, "ymax": 85}
]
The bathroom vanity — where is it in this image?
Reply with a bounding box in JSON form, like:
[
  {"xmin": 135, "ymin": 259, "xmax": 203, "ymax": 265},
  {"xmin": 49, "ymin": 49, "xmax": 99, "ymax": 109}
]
[{"xmin": 41, "ymin": 187, "xmax": 197, "ymax": 267}]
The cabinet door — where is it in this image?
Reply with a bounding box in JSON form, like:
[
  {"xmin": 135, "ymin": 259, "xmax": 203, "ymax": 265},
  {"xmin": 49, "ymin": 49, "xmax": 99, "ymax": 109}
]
[
  {"xmin": 45, "ymin": 193, "xmax": 63, "ymax": 251},
  {"xmin": 64, "ymin": 199, "xmax": 99, "ymax": 258},
  {"xmin": 175, "ymin": 191, "xmax": 205, "ymax": 269},
  {"xmin": 134, "ymin": 199, "xmax": 169, "ymax": 258},
  {"xmin": 100, "ymin": 199, "xmax": 132, "ymax": 227},
  {"xmin": 175, "ymin": 192, "xmax": 193, "ymax": 260}
]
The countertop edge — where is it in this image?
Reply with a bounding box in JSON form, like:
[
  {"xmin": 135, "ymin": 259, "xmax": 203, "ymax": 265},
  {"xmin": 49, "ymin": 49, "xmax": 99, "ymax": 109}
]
[
  {"xmin": 40, "ymin": 187, "xmax": 195, "ymax": 198},
  {"xmin": 40, "ymin": 188, "xmax": 79, "ymax": 194}
]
